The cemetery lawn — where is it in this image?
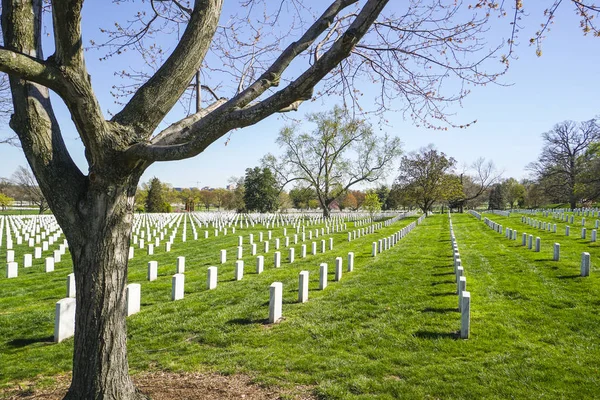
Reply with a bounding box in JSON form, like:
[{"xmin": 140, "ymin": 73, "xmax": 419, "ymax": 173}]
[{"xmin": 2, "ymin": 213, "xmax": 600, "ymax": 399}]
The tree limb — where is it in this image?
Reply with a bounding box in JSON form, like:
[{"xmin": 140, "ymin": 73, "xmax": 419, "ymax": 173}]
[{"xmin": 112, "ymin": 0, "xmax": 224, "ymax": 135}]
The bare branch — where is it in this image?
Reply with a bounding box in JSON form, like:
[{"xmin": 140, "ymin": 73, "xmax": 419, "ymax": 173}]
[{"xmin": 112, "ymin": 0, "xmax": 224, "ymax": 135}]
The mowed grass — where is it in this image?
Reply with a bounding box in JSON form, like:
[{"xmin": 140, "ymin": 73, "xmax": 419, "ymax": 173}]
[{"xmin": 2, "ymin": 213, "xmax": 600, "ymax": 399}]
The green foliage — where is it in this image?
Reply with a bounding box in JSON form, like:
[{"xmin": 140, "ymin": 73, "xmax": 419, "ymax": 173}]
[
  {"xmin": 289, "ymin": 187, "xmax": 317, "ymax": 210},
  {"xmin": 363, "ymin": 192, "xmax": 382, "ymax": 217},
  {"xmin": 395, "ymin": 145, "xmax": 457, "ymax": 215},
  {"xmin": 0, "ymin": 193, "xmax": 13, "ymax": 210},
  {"xmin": 244, "ymin": 167, "xmax": 279, "ymax": 213},
  {"xmin": 144, "ymin": 177, "xmax": 170, "ymax": 213},
  {"xmin": 529, "ymin": 119, "xmax": 600, "ymax": 208},
  {"xmin": 488, "ymin": 183, "xmax": 505, "ymax": 209},
  {"xmin": 501, "ymin": 178, "xmax": 526, "ymax": 208},
  {"xmin": 375, "ymin": 185, "xmax": 390, "ymax": 210}
]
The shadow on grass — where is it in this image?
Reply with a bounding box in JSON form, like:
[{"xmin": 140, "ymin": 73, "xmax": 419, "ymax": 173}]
[
  {"xmin": 431, "ymin": 280, "xmax": 454, "ymax": 286},
  {"xmin": 413, "ymin": 331, "xmax": 459, "ymax": 340},
  {"xmin": 557, "ymin": 274, "xmax": 581, "ymax": 280},
  {"xmin": 7, "ymin": 335, "xmax": 54, "ymax": 348},
  {"xmin": 430, "ymin": 291, "xmax": 455, "ymax": 297},
  {"xmin": 227, "ymin": 317, "xmax": 268, "ymax": 326},
  {"xmin": 422, "ymin": 307, "xmax": 456, "ymax": 314},
  {"xmin": 432, "ymin": 265, "xmax": 450, "ymax": 269},
  {"xmin": 432, "ymin": 272, "xmax": 454, "ymax": 277}
]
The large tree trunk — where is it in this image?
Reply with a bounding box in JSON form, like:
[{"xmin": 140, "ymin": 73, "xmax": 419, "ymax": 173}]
[{"xmin": 64, "ymin": 182, "xmax": 147, "ymax": 400}]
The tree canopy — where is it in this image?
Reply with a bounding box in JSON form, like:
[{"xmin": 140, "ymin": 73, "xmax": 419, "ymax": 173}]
[
  {"xmin": 244, "ymin": 167, "xmax": 279, "ymax": 213},
  {"xmin": 394, "ymin": 145, "xmax": 460, "ymax": 215},
  {"xmin": 263, "ymin": 106, "xmax": 401, "ymax": 217}
]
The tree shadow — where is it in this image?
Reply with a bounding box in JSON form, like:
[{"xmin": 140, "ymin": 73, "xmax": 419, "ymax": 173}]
[
  {"xmin": 7, "ymin": 335, "xmax": 54, "ymax": 348},
  {"xmin": 422, "ymin": 307, "xmax": 456, "ymax": 314},
  {"xmin": 413, "ymin": 331, "xmax": 459, "ymax": 340}
]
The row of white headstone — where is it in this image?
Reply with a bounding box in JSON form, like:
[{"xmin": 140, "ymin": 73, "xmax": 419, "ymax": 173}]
[
  {"xmin": 468, "ymin": 210, "xmax": 481, "ymax": 220},
  {"xmin": 481, "ymin": 216, "xmax": 593, "ymax": 277},
  {"xmin": 449, "ymin": 214, "xmax": 470, "ymax": 339},
  {"xmin": 371, "ymin": 214, "xmax": 426, "ymax": 257},
  {"xmin": 6, "ymin": 240, "xmax": 68, "ymax": 278},
  {"xmin": 52, "ymin": 212, "xmax": 407, "ymax": 342}
]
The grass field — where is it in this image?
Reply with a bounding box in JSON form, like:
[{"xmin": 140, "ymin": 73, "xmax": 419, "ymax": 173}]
[{"xmin": 1, "ymin": 212, "xmax": 600, "ymax": 399}]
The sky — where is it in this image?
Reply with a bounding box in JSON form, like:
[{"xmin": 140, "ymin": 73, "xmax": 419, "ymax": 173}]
[{"xmin": 0, "ymin": 1, "xmax": 598, "ymax": 190}]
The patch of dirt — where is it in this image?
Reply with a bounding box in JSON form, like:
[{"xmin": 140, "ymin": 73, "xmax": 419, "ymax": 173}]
[{"xmin": 1, "ymin": 372, "xmax": 316, "ymax": 400}]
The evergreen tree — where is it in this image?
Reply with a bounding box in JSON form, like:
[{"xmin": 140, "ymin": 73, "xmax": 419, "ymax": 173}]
[
  {"xmin": 145, "ymin": 177, "xmax": 169, "ymax": 213},
  {"xmin": 244, "ymin": 167, "xmax": 279, "ymax": 212},
  {"xmin": 488, "ymin": 184, "xmax": 505, "ymax": 210}
]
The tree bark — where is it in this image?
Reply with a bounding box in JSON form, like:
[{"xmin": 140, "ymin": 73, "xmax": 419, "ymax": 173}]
[{"xmin": 64, "ymin": 181, "xmax": 147, "ymax": 400}]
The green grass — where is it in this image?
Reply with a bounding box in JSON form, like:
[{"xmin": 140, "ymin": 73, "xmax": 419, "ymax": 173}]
[{"xmin": 2, "ymin": 213, "xmax": 600, "ymax": 399}]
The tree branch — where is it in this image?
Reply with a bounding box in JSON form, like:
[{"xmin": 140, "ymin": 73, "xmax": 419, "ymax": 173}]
[
  {"xmin": 112, "ymin": 0, "xmax": 224, "ymax": 135},
  {"xmin": 52, "ymin": 0, "xmax": 85, "ymax": 67},
  {"xmin": 1, "ymin": 0, "xmax": 86, "ymax": 229},
  {"xmin": 125, "ymin": 0, "xmax": 390, "ymax": 161},
  {"xmin": 0, "ymin": 47, "xmax": 62, "ymax": 89}
]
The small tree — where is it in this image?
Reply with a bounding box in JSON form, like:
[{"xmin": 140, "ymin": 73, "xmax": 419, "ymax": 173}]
[
  {"xmin": 244, "ymin": 167, "xmax": 279, "ymax": 213},
  {"xmin": 145, "ymin": 177, "xmax": 170, "ymax": 212},
  {"xmin": 264, "ymin": 106, "xmax": 402, "ymax": 217},
  {"xmin": 502, "ymin": 178, "xmax": 526, "ymax": 209},
  {"xmin": 363, "ymin": 192, "xmax": 382, "ymax": 219},
  {"xmin": 0, "ymin": 193, "xmax": 13, "ymax": 210}
]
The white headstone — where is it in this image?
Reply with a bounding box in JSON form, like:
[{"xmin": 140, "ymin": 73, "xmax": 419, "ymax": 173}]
[
  {"xmin": 126, "ymin": 283, "xmax": 141, "ymax": 316},
  {"xmin": 274, "ymin": 251, "xmax": 281, "ymax": 268},
  {"xmin": 256, "ymin": 256, "xmax": 264, "ymax": 274},
  {"xmin": 67, "ymin": 273, "xmax": 76, "ymax": 298},
  {"xmin": 6, "ymin": 261, "xmax": 17, "ymax": 278},
  {"xmin": 319, "ymin": 263, "xmax": 328, "ymax": 290},
  {"xmin": 581, "ymin": 252, "xmax": 591, "ymax": 277},
  {"xmin": 460, "ymin": 291, "xmax": 470, "ymax": 339},
  {"xmin": 298, "ymin": 271, "xmax": 309, "ymax": 303},
  {"xmin": 54, "ymin": 298, "xmax": 76, "ymax": 343},
  {"xmin": 334, "ymin": 257, "xmax": 342, "ymax": 282},
  {"xmin": 207, "ymin": 266, "xmax": 217, "ymax": 289},
  {"xmin": 347, "ymin": 252, "xmax": 354, "ymax": 272},
  {"xmin": 45, "ymin": 257, "xmax": 55, "ymax": 272},
  {"xmin": 220, "ymin": 249, "xmax": 227, "ymax": 264},
  {"xmin": 176, "ymin": 256, "xmax": 185, "ymax": 273},
  {"xmin": 268, "ymin": 282, "xmax": 283, "ymax": 324},
  {"xmin": 171, "ymin": 273, "xmax": 185, "ymax": 300},
  {"xmin": 23, "ymin": 253, "xmax": 32, "ymax": 268},
  {"xmin": 147, "ymin": 261, "xmax": 158, "ymax": 281},
  {"xmin": 235, "ymin": 260, "xmax": 244, "ymax": 280}
]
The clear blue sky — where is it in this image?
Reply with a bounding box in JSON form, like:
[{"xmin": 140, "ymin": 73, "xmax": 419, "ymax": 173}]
[{"xmin": 0, "ymin": 1, "xmax": 598, "ymax": 189}]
